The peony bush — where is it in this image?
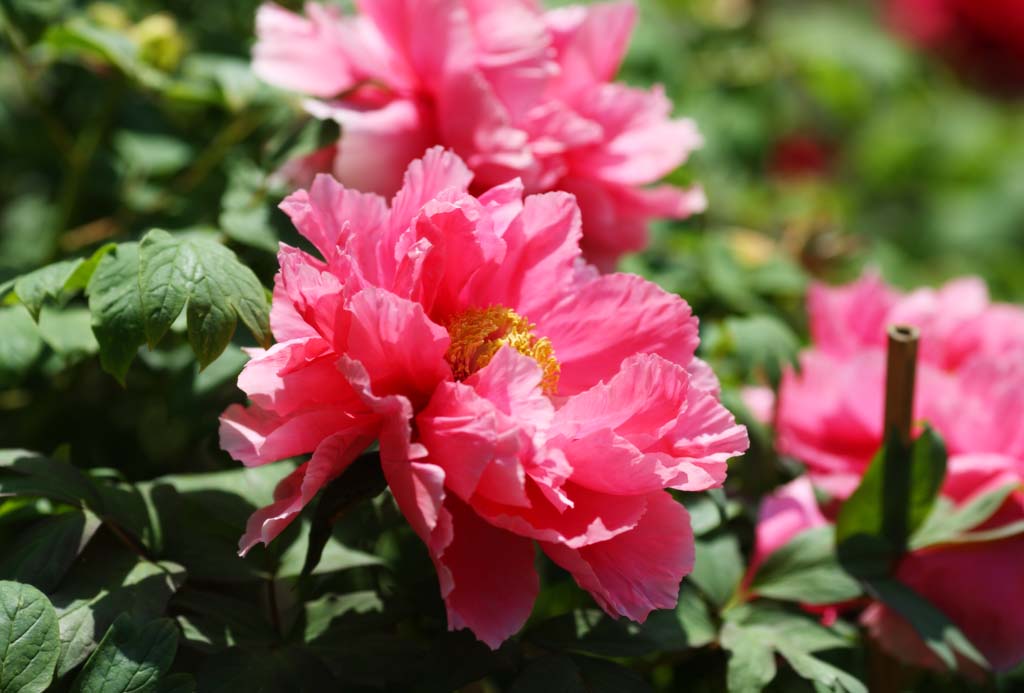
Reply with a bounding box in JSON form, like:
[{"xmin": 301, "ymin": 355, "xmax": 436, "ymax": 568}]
[{"xmin": 1, "ymin": 1, "xmax": 1024, "ymax": 692}]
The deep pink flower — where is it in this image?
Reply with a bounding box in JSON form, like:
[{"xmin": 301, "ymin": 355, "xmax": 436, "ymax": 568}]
[
  {"xmin": 219, "ymin": 148, "xmax": 747, "ymax": 648},
  {"xmin": 771, "ymin": 272, "xmax": 1024, "ymax": 670},
  {"xmin": 252, "ymin": 0, "xmax": 705, "ymax": 269},
  {"xmin": 886, "ymin": 0, "xmax": 1024, "ymax": 92},
  {"xmin": 778, "ymin": 272, "xmax": 1024, "ymax": 497}
]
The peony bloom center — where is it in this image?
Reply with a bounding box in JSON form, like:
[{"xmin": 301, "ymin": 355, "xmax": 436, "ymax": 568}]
[{"xmin": 445, "ymin": 306, "xmax": 560, "ymax": 394}]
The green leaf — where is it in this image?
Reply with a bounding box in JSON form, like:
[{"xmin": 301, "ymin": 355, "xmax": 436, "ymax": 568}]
[
  {"xmin": 722, "ymin": 605, "xmax": 862, "ymax": 693},
  {"xmin": 50, "ymin": 547, "xmax": 185, "ymax": 676},
  {"xmin": 748, "ymin": 526, "xmax": 863, "ymax": 605},
  {"xmin": 301, "ymin": 591, "xmax": 384, "ymax": 644},
  {"xmin": 690, "ymin": 530, "xmax": 744, "ymax": 607},
  {"xmin": 86, "ymin": 243, "xmax": 146, "ymax": 384},
  {"xmin": 12, "ymin": 259, "xmax": 83, "ymax": 320},
  {"xmin": 114, "ymin": 132, "xmax": 193, "ymax": 178},
  {"xmin": 866, "ymin": 578, "xmax": 987, "ymax": 671},
  {"xmin": 0, "ymin": 581, "xmax": 61, "ymax": 693},
  {"xmin": 0, "ymin": 306, "xmax": 43, "ymax": 386},
  {"xmin": 836, "ymin": 426, "xmax": 947, "ymax": 577},
  {"xmin": 64, "ymin": 244, "xmax": 116, "ymax": 295},
  {"xmin": 220, "ymin": 160, "xmax": 279, "ymax": 253},
  {"xmin": 138, "ymin": 229, "xmax": 271, "ymax": 366},
  {"xmin": 721, "ymin": 622, "xmax": 777, "ymax": 693},
  {"xmin": 43, "ymin": 19, "xmax": 168, "ymax": 90},
  {"xmin": 722, "ymin": 314, "xmax": 801, "ymax": 387},
  {"xmin": 0, "ymin": 510, "xmax": 101, "ymax": 591},
  {"xmin": 71, "ymin": 615, "xmax": 178, "ymax": 693},
  {"xmin": 0, "ymin": 450, "xmax": 105, "ymax": 510},
  {"xmin": 38, "ymin": 306, "xmax": 100, "ymax": 360},
  {"xmin": 911, "ymin": 482, "xmax": 1023, "ymax": 549},
  {"xmin": 635, "ymin": 581, "xmax": 717, "ymax": 651}
]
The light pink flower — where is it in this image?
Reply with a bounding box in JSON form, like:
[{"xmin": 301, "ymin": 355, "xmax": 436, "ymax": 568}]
[
  {"xmin": 219, "ymin": 148, "xmax": 747, "ymax": 648},
  {"xmin": 772, "ymin": 271, "xmax": 1024, "ymax": 670},
  {"xmin": 252, "ymin": 0, "xmax": 705, "ymax": 269},
  {"xmin": 779, "ymin": 273, "xmax": 1024, "ymax": 497}
]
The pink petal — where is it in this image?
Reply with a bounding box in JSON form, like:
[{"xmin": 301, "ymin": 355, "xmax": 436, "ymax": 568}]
[
  {"xmin": 808, "ymin": 273, "xmax": 895, "ymax": 358},
  {"xmin": 252, "ymin": 3, "xmax": 357, "ymax": 97},
  {"xmin": 388, "ymin": 146, "xmax": 475, "ymax": 240},
  {"xmin": 570, "ymin": 84, "xmax": 702, "ymax": 184},
  {"xmin": 542, "ymin": 490, "xmax": 693, "ymax": 621},
  {"xmin": 433, "ymin": 497, "xmax": 538, "ymax": 649},
  {"xmin": 418, "ymin": 348, "xmax": 552, "ymax": 507},
  {"xmin": 338, "ymin": 288, "xmax": 451, "ymax": 406},
  {"xmin": 545, "ymin": 1, "xmax": 637, "ymax": 100},
  {"xmin": 536, "ymin": 273, "xmax": 699, "ymax": 396},
  {"xmin": 741, "ymin": 385, "xmax": 776, "ymax": 425},
  {"xmin": 890, "ymin": 536, "xmax": 1024, "ymax": 671},
  {"xmin": 238, "ymin": 429, "xmax": 377, "ymax": 554},
  {"xmin": 472, "ymin": 481, "xmax": 647, "ymax": 549},
  {"xmin": 306, "ymin": 97, "xmax": 437, "ymax": 199},
  {"xmin": 750, "ymin": 477, "xmax": 827, "ymax": 573},
  {"xmin": 468, "ymin": 191, "xmax": 582, "ymax": 319},
  {"xmin": 274, "ymin": 245, "xmax": 348, "ymax": 344},
  {"xmin": 279, "ymin": 174, "xmax": 389, "ymax": 263},
  {"xmin": 355, "ymin": 0, "xmax": 474, "ymax": 90},
  {"xmin": 270, "ymin": 273, "xmax": 320, "ymax": 342},
  {"xmin": 552, "ymin": 354, "xmax": 745, "ymax": 495},
  {"xmin": 235, "ymin": 337, "xmax": 350, "ymax": 417},
  {"xmin": 220, "ymin": 404, "xmax": 362, "ymax": 467}
]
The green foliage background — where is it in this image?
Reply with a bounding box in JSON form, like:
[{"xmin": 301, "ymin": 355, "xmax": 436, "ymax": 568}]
[{"xmin": 1, "ymin": 0, "xmax": 1022, "ymax": 691}]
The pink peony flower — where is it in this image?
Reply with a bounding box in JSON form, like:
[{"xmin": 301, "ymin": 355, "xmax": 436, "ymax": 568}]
[
  {"xmin": 252, "ymin": 0, "xmax": 706, "ymax": 270},
  {"xmin": 771, "ymin": 271, "xmax": 1024, "ymax": 671},
  {"xmin": 219, "ymin": 148, "xmax": 747, "ymax": 648},
  {"xmin": 778, "ymin": 272, "xmax": 1024, "ymax": 498}
]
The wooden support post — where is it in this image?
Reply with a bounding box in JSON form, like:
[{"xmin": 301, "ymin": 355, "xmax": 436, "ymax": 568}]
[{"xmin": 884, "ymin": 325, "xmax": 920, "ymax": 446}]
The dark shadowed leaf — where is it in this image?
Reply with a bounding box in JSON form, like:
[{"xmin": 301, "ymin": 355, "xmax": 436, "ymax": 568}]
[
  {"xmin": 0, "ymin": 509, "xmax": 101, "ymax": 591},
  {"xmin": 50, "ymin": 544, "xmax": 185, "ymax": 676},
  {"xmin": 71, "ymin": 615, "xmax": 178, "ymax": 693}
]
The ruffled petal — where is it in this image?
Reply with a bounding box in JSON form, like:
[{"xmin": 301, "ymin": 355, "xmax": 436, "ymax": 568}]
[
  {"xmin": 252, "ymin": 3, "xmax": 358, "ymax": 97},
  {"xmin": 337, "ymin": 288, "xmax": 451, "ymax": 405},
  {"xmin": 238, "ymin": 429, "xmax": 377, "ymax": 554},
  {"xmin": 536, "ymin": 273, "xmax": 699, "ymax": 396},
  {"xmin": 433, "ymin": 498, "xmax": 538, "ymax": 649},
  {"xmin": 544, "ymin": 1, "xmax": 636, "ymax": 100},
  {"xmin": 552, "ymin": 354, "xmax": 744, "ymax": 495},
  {"xmin": 542, "ymin": 491, "xmax": 693, "ymax": 621}
]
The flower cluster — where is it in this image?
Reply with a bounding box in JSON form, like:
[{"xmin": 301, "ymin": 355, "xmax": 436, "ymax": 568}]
[
  {"xmin": 220, "ymin": 148, "xmax": 748, "ymax": 648},
  {"xmin": 253, "ymin": 0, "xmax": 705, "ymax": 268},
  {"xmin": 762, "ymin": 273, "xmax": 1024, "ymax": 671}
]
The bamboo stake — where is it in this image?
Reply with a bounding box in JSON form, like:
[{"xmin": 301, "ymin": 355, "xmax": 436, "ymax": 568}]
[{"xmin": 883, "ymin": 325, "xmax": 920, "ymax": 446}]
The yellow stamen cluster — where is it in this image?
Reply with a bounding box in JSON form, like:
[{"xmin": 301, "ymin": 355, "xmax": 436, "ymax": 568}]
[{"xmin": 445, "ymin": 306, "xmax": 560, "ymax": 394}]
